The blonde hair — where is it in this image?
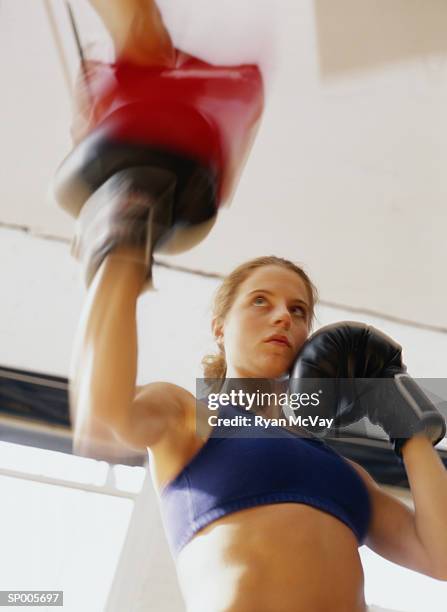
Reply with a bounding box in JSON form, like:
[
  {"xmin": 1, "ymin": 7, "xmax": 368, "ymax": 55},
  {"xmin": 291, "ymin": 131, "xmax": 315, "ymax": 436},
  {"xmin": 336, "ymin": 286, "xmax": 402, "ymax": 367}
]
[{"xmin": 201, "ymin": 256, "xmax": 318, "ymax": 380}]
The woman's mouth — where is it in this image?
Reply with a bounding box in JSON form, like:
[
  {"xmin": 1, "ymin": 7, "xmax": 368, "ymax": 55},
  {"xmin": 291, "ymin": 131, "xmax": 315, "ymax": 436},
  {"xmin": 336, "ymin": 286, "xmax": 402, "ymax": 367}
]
[{"xmin": 265, "ymin": 335, "xmax": 291, "ymax": 348}]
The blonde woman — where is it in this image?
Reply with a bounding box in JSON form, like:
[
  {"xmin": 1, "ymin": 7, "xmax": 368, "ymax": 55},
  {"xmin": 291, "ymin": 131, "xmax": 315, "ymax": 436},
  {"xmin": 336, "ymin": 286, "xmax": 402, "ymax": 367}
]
[{"xmin": 67, "ymin": 2, "xmax": 447, "ymax": 611}]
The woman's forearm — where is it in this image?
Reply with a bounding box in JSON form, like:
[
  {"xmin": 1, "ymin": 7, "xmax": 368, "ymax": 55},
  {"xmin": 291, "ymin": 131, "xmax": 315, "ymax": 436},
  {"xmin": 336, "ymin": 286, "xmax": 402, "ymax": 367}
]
[
  {"xmin": 69, "ymin": 248, "xmax": 147, "ymax": 440},
  {"xmin": 89, "ymin": 0, "xmax": 175, "ymax": 66},
  {"xmin": 402, "ymin": 434, "xmax": 447, "ymax": 576}
]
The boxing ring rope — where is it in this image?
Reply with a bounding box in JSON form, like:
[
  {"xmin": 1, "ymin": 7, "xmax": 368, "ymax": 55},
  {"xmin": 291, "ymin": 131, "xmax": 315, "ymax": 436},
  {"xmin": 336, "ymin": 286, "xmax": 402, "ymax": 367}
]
[
  {"xmin": 42, "ymin": 0, "xmax": 93, "ymax": 105},
  {"xmin": 42, "ymin": 0, "xmax": 73, "ymax": 96}
]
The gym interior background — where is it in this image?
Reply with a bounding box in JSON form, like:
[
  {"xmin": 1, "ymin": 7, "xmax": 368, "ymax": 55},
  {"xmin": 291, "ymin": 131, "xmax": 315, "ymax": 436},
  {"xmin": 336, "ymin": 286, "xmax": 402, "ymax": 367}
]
[{"xmin": 1, "ymin": 1, "xmax": 446, "ymax": 610}]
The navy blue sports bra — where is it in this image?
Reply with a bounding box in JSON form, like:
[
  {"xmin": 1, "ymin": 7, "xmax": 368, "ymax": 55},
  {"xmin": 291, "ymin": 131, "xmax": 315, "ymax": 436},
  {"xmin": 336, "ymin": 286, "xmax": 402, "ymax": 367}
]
[{"xmin": 160, "ymin": 403, "xmax": 371, "ymax": 556}]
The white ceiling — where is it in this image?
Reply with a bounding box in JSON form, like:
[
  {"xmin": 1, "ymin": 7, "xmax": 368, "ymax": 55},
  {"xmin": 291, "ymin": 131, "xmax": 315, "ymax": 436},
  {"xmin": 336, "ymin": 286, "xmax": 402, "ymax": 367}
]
[{"xmin": 1, "ymin": 0, "xmax": 446, "ymax": 329}]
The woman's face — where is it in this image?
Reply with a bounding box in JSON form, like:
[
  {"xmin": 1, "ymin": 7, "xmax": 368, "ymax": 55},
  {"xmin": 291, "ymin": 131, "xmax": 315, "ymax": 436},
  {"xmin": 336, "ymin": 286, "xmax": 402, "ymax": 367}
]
[{"xmin": 216, "ymin": 265, "xmax": 311, "ymax": 379}]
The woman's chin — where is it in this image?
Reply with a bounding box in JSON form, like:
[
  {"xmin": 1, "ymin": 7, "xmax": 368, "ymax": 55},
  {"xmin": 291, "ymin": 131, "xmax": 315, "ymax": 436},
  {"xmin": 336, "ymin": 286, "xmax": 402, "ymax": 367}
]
[{"xmin": 255, "ymin": 361, "xmax": 290, "ymax": 380}]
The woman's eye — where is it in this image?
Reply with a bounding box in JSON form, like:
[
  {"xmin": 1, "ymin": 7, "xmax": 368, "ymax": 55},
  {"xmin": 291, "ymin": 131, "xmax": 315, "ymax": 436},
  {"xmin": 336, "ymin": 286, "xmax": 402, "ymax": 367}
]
[
  {"xmin": 291, "ymin": 306, "xmax": 305, "ymax": 316},
  {"xmin": 253, "ymin": 296, "xmax": 266, "ymax": 305}
]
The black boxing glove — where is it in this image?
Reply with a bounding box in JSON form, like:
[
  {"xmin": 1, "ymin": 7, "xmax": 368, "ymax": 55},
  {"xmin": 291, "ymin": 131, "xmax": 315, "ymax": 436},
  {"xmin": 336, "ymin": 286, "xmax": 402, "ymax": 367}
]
[
  {"xmin": 290, "ymin": 321, "xmax": 446, "ymax": 458},
  {"xmin": 69, "ymin": 164, "xmax": 177, "ymax": 288},
  {"xmin": 54, "ymin": 124, "xmax": 217, "ymax": 289},
  {"xmin": 364, "ymin": 372, "xmax": 446, "ymax": 458}
]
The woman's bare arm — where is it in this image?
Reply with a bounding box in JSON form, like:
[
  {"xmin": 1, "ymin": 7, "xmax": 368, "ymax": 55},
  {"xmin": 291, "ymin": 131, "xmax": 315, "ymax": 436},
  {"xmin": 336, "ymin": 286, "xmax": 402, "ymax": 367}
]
[
  {"xmin": 69, "ymin": 245, "xmax": 192, "ymax": 459},
  {"xmin": 89, "ymin": 0, "xmax": 175, "ymax": 66},
  {"xmin": 69, "ymin": 247, "xmax": 147, "ymax": 456},
  {"xmin": 401, "ymin": 435, "xmax": 447, "ymax": 578},
  {"xmin": 349, "ymin": 448, "xmax": 447, "ymax": 581}
]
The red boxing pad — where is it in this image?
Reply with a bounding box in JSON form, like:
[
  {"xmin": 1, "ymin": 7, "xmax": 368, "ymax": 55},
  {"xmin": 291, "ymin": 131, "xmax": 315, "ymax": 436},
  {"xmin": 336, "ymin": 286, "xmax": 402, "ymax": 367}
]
[{"xmin": 73, "ymin": 51, "xmax": 264, "ymax": 207}]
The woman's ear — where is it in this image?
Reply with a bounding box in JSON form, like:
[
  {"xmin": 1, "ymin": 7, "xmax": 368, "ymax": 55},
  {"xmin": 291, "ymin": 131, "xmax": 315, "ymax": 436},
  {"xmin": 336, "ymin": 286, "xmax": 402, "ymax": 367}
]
[{"xmin": 212, "ymin": 318, "xmax": 224, "ymax": 349}]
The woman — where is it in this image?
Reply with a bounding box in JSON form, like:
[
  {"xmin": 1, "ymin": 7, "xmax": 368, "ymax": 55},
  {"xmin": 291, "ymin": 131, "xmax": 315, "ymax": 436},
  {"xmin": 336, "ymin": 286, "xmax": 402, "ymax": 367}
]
[
  {"xmin": 72, "ymin": 249, "xmax": 447, "ymax": 612},
  {"xmin": 70, "ymin": 2, "xmax": 447, "ymax": 611}
]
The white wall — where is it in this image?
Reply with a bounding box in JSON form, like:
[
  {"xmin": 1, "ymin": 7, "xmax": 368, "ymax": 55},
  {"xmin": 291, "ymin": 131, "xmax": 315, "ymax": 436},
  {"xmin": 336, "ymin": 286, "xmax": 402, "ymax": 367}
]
[
  {"xmin": 2, "ymin": 226, "xmax": 446, "ymax": 385},
  {"xmin": 1, "ymin": 0, "xmax": 447, "ymax": 327}
]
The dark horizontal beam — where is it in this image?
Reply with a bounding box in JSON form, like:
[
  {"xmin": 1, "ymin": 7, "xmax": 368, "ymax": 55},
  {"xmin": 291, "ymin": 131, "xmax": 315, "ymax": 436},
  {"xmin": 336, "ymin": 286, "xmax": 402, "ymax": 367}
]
[{"xmin": 1, "ymin": 365, "xmax": 445, "ymax": 480}]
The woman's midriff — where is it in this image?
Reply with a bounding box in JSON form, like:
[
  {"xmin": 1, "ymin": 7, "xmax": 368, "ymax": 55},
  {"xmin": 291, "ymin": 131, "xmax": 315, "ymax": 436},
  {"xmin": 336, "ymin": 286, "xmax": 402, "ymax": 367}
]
[{"xmin": 176, "ymin": 502, "xmax": 367, "ymax": 612}]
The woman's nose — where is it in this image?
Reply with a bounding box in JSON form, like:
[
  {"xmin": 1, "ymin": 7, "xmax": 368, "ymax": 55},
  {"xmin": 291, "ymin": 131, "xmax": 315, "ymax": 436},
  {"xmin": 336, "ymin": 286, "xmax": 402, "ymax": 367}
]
[{"xmin": 272, "ymin": 307, "xmax": 292, "ymax": 329}]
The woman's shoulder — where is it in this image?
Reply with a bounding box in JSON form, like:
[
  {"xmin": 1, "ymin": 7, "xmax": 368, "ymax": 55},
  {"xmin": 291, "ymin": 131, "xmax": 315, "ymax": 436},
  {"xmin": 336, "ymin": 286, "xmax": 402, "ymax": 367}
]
[
  {"xmin": 135, "ymin": 381, "xmax": 196, "ymax": 426},
  {"xmin": 135, "ymin": 381, "xmax": 215, "ymax": 443},
  {"xmin": 139, "ymin": 382, "xmax": 213, "ymax": 489}
]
